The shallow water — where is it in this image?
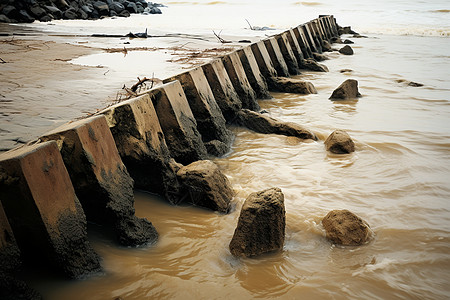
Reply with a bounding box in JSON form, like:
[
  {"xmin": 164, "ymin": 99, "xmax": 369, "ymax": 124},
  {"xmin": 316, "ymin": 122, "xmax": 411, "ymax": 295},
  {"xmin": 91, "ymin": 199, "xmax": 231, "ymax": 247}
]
[
  {"xmin": 25, "ymin": 31, "xmax": 450, "ymax": 299},
  {"xmin": 2, "ymin": 0, "xmax": 450, "ymax": 298}
]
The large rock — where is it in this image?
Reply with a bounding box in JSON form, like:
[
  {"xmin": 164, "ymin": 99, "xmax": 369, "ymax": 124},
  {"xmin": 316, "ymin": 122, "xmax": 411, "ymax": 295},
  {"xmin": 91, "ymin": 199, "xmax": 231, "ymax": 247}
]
[
  {"xmin": 322, "ymin": 210, "xmax": 373, "ymax": 246},
  {"xmin": 324, "ymin": 130, "xmax": 355, "ymax": 154},
  {"xmin": 41, "ymin": 115, "xmax": 158, "ymax": 247},
  {"xmin": 339, "ymin": 45, "xmax": 354, "ymax": 55},
  {"xmin": 301, "ymin": 58, "xmax": 329, "ymax": 72},
  {"xmin": 237, "ymin": 109, "xmax": 317, "ymax": 140},
  {"xmin": 177, "ymin": 160, "xmax": 234, "ymax": 213},
  {"xmin": 93, "ymin": 1, "xmax": 109, "ymax": 15},
  {"xmin": 0, "ymin": 141, "xmax": 101, "ymax": 278},
  {"xmin": 99, "ymin": 93, "xmax": 182, "ymax": 205},
  {"xmin": 229, "ymin": 187, "xmax": 285, "ymax": 257},
  {"xmin": 329, "ymin": 79, "xmax": 361, "ymax": 100},
  {"xmin": 268, "ymin": 77, "xmax": 317, "ymax": 94}
]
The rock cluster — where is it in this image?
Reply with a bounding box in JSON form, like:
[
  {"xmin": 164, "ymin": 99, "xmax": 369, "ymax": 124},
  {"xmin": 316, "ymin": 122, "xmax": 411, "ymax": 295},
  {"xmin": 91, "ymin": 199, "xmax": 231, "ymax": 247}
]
[{"xmin": 0, "ymin": 0, "xmax": 163, "ymax": 23}]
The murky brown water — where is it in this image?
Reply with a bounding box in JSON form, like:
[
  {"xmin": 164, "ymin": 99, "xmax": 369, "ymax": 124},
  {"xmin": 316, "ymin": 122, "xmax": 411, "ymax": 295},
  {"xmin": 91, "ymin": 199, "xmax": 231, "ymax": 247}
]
[{"xmin": 4, "ymin": 26, "xmax": 447, "ymax": 299}]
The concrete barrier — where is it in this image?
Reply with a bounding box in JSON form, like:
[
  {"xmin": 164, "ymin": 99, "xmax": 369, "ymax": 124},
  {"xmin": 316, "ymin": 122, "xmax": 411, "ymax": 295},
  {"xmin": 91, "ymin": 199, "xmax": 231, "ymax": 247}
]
[
  {"xmin": 307, "ymin": 22, "xmax": 322, "ymax": 53},
  {"xmin": 99, "ymin": 94, "xmax": 182, "ymax": 205},
  {"xmin": 201, "ymin": 59, "xmax": 242, "ymax": 123},
  {"xmin": 221, "ymin": 51, "xmax": 259, "ymax": 111},
  {"xmin": 263, "ymin": 38, "xmax": 290, "ymax": 77},
  {"xmin": 0, "ymin": 141, "xmax": 101, "ymax": 278},
  {"xmin": 236, "ymin": 46, "xmax": 271, "ymax": 100},
  {"xmin": 319, "ymin": 17, "xmax": 331, "ymax": 41},
  {"xmin": 250, "ymin": 41, "xmax": 278, "ymax": 79},
  {"xmin": 275, "ymin": 32, "xmax": 301, "ymax": 75},
  {"xmin": 148, "ymin": 80, "xmax": 208, "ymax": 164},
  {"xmin": 286, "ymin": 29, "xmax": 305, "ymax": 67},
  {"xmin": 0, "ymin": 201, "xmax": 21, "ymax": 273},
  {"xmin": 41, "ymin": 115, "xmax": 158, "ymax": 247},
  {"xmin": 292, "ymin": 26, "xmax": 313, "ymax": 59},
  {"xmin": 165, "ymin": 68, "xmax": 233, "ymax": 156},
  {"xmin": 301, "ymin": 24, "xmax": 319, "ymax": 54}
]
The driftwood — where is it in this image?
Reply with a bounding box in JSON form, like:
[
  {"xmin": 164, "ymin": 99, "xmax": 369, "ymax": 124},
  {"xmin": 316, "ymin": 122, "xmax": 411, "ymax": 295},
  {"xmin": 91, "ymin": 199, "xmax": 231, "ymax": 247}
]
[
  {"xmin": 213, "ymin": 30, "xmax": 231, "ymax": 44},
  {"xmin": 131, "ymin": 77, "xmax": 151, "ymax": 92},
  {"xmin": 0, "ymin": 57, "xmax": 7, "ymax": 64}
]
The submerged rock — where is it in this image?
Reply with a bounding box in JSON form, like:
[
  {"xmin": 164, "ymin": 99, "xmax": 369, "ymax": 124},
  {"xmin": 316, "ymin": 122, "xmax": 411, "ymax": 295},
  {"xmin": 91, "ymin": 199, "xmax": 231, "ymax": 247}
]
[
  {"xmin": 237, "ymin": 109, "xmax": 317, "ymax": 140},
  {"xmin": 313, "ymin": 52, "xmax": 329, "ymax": 62},
  {"xmin": 301, "ymin": 58, "xmax": 329, "ymax": 72},
  {"xmin": 177, "ymin": 160, "xmax": 234, "ymax": 213},
  {"xmin": 329, "ymin": 79, "xmax": 361, "ymax": 100},
  {"xmin": 325, "ymin": 130, "xmax": 355, "ymax": 154},
  {"xmin": 322, "ymin": 210, "xmax": 373, "ymax": 246},
  {"xmin": 268, "ymin": 77, "xmax": 317, "ymax": 94},
  {"xmin": 339, "ymin": 45, "xmax": 354, "ymax": 55},
  {"xmin": 322, "ymin": 40, "xmax": 332, "ymax": 52},
  {"xmin": 229, "ymin": 187, "xmax": 285, "ymax": 257}
]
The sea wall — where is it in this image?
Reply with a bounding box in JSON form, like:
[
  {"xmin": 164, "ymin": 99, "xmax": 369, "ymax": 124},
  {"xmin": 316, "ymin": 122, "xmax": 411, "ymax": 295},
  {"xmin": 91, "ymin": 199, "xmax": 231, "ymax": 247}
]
[{"xmin": 0, "ymin": 15, "xmax": 340, "ymax": 289}]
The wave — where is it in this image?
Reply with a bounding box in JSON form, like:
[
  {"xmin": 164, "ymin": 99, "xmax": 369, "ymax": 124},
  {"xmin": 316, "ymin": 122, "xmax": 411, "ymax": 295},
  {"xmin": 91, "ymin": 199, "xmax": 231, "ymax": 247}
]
[{"xmin": 360, "ymin": 25, "xmax": 450, "ymax": 37}]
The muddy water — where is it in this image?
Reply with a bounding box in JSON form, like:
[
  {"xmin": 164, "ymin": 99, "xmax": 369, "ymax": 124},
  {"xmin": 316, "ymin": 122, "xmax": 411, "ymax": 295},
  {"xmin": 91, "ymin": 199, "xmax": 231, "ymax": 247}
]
[{"xmin": 29, "ymin": 34, "xmax": 450, "ymax": 299}]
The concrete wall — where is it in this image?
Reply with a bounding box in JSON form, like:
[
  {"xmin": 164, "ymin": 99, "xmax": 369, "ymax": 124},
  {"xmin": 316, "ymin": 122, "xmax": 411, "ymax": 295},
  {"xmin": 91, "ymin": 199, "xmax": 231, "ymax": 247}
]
[{"xmin": 0, "ymin": 15, "xmax": 339, "ymax": 281}]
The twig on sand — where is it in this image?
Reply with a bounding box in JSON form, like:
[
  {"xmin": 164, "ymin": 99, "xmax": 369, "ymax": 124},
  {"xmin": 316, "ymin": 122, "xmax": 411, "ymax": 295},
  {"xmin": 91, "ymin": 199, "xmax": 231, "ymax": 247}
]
[
  {"xmin": 131, "ymin": 76, "xmax": 151, "ymax": 92},
  {"xmin": 0, "ymin": 57, "xmax": 7, "ymax": 64},
  {"xmin": 213, "ymin": 30, "xmax": 231, "ymax": 44}
]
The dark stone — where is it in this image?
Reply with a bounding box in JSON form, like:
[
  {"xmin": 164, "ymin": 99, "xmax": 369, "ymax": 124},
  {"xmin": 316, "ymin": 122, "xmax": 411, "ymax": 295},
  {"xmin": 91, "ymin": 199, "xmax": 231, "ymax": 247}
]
[
  {"xmin": 150, "ymin": 7, "xmax": 161, "ymax": 14},
  {"xmin": 2, "ymin": 5, "xmax": 18, "ymax": 18},
  {"xmin": 17, "ymin": 10, "xmax": 34, "ymax": 22},
  {"xmin": 312, "ymin": 52, "xmax": 328, "ymax": 61},
  {"xmin": 80, "ymin": 4, "xmax": 93, "ymax": 14},
  {"xmin": 338, "ymin": 26, "xmax": 357, "ymax": 35},
  {"xmin": 339, "ymin": 45, "xmax": 354, "ymax": 55},
  {"xmin": 93, "ymin": 1, "xmax": 109, "ymax": 15},
  {"xmin": 322, "ymin": 40, "xmax": 332, "ymax": 52},
  {"xmin": 28, "ymin": 4, "xmax": 46, "ymax": 18},
  {"xmin": 408, "ymin": 81, "xmax": 424, "ymax": 87},
  {"xmin": 63, "ymin": 7, "xmax": 78, "ymax": 19},
  {"xmin": 343, "ymin": 39, "xmax": 354, "ymax": 44},
  {"xmin": 301, "ymin": 58, "xmax": 329, "ymax": 72},
  {"xmin": 124, "ymin": 1, "xmax": 138, "ymax": 13},
  {"xmin": 136, "ymin": 3, "xmax": 144, "ymax": 13},
  {"xmin": 177, "ymin": 160, "xmax": 234, "ymax": 213},
  {"xmin": 324, "ymin": 130, "xmax": 355, "ymax": 154},
  {"xmin": 204, "ymin": 140, "xmax": 230, "ymax": 157},
  {"xmin": 322, "ymin": 210, "xmax": 373, "ymax": 246},
  {"xmin": 118, "ymin": 9, "xmax": 130, "ymax": 17},
  {"xmin": 340, "ymin": 69, "xmax": 353, "ymax": 73},
  {"xmin": 39, "ymin": 14, "xmax": 52, "ymax": 21},
  {"xmin": 44, "ymin": 5, "xmax": 62, "ymax": 19},
  {"xmin": 237, "ymin": 109, "xmax": 317, "ymax": 140},
  {"xmin": 329, "ymin": 79, "xmax": 361, "ymax": 100},
  {"xmin": 229, "ymin": 187, "xmax": 285, "ymax": 257},
  {"xmin": 268, "ymin": 77, "xmax": 317, "ymax": 94},
  {"xmin": 109, "ymin": 2, "xmax": 125, "ymax": 13},
  {"xmin": 0, "ymin": 14, "xmax": 10, "ymax": 22}
]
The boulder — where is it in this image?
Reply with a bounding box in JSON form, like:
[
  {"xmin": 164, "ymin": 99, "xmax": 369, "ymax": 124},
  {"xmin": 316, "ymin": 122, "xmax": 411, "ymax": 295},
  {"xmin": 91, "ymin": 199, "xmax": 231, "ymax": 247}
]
[
  {"xmin": 322, "ymin": 210, "xmax": 373, "ymax": 246},
  {"xmin": 313, "ymin": 52, "xmax": 328, "ymax": 61},
  {"xmin": 343, "ymin": 39, "xmax": 354, "ymax": 44},
  {"xmin": 28, "ymin": 4, "xmax": 46, "ymax": 18},
  {"xmin": 338, "ymin": 26, "xmax": 357, "ymax": 35},
  {"xmin": 0, "ymin": 14, "xmax": 10, "ymax": 23},
  {"xmin": 329, "ymin": 79, "xmax": 361, "ymax": 100},
  {"xmin": 229, "ymin": 187, "xmax": 285, "ymax": 257},
  {"xmin": 2, "ymin": 5, "xmax": 18, "ymax": 19},
  {"xmin": 322, "ymin": 40, "xmax": 332, "ymax": 52},
  {"xmin": 124, "ymin": 1, "xmax": 138, "ymax": 13},
  {"xmin": 63, "ymin": 7, "xmax": 78, "ymax": 19},
  {"xmin": 301, "ymin": 58, "xmax": 329, "ymax": 72},
  {"xmin": 93, "ymin": 1, "xmax": 109, "ymax": 15},
  {"xmin": 118, "ymin": 9, "xmax": 130, "ymax": 17},
  {"xmin": 149, "ymin": 7, "xmax": 162, "ymax": 14},
  {"xmin": 109, "ymin": 2, "xmax": 125, "ymax": 13},
  {"xmin": 237, "ymin": 109, "xmax": 316, "ymax": 140},
  {"xmin": 324, "ymin": 130, "xmax": 355, "ymax": 154},
  {"xmin": 17, "ymin": 10, "xmax": 34, "ymax": 22},
  {"xmin": 339, "ymin": 45, "xmax": 354, "ymax": 55},
  {"xmin": 268, "ymin": 77, "xmax": 317, "ymax": 94},
  {"xmin": 177, "ymin": 160, "xmax": 234, "ymax": 213}
]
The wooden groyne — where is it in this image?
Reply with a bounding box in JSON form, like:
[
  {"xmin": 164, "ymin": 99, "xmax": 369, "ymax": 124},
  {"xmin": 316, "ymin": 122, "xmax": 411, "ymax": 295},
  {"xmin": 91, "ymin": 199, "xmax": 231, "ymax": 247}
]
[{"xmin": 0, "ymin": 15, "xmax": 340, "ymax": 288}]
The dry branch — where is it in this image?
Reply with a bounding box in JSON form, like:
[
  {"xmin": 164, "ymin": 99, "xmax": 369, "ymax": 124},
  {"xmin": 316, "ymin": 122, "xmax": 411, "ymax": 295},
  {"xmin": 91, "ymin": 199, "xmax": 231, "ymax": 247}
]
[{"xmin": 213, "ymin": 30, "xmax": 232, "ymax": 44}]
